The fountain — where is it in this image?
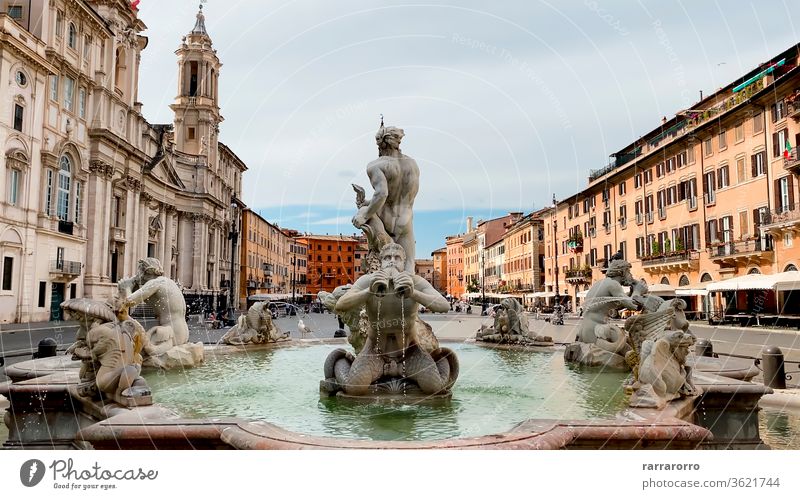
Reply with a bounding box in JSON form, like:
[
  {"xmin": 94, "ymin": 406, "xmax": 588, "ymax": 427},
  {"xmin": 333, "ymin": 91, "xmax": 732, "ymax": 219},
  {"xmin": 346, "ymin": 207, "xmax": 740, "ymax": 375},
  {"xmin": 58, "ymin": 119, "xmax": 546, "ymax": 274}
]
[
  {"xmin": 0, "ymin": 130, "xmax": 779, "ymax": 451},
  {"xmin": 320, "ymin": 123, "xmax": 457, "ymax": 399}
]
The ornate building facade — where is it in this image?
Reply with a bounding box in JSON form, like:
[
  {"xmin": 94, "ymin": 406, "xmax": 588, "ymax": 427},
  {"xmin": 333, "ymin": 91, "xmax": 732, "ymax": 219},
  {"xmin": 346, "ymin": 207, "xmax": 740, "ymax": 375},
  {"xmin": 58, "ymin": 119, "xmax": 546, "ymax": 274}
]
[{"xmin": 0, "ymin": 2, "xmax": 245, "ymax": 322}]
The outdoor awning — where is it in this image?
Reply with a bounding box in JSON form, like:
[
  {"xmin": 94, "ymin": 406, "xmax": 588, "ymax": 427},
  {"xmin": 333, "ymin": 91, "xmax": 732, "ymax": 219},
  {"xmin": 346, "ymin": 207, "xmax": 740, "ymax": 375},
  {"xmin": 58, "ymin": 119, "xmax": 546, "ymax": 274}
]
[
  {"xmin": 530, "ymin": 291, "xmax": 556, "ymax": 298},
  {"xmin": 676, "ymin": 282, "xmax": 710, "ymax": 297},
  {"xmin": 248, "ymin": 293, "xmax": 292, "ymax": 301},
  {"xmin": 706, "ymin": 271, "xmax": 800, "ymax": 292},
  {"xmin": 647, "ymin": 283, "xmax": 676, "ymax": 297}
]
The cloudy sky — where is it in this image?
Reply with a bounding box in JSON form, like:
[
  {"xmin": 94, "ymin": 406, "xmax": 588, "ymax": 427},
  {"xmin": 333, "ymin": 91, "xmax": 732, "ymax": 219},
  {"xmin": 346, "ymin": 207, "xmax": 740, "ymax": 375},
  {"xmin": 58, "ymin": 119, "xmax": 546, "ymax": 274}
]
[{"xmin": 135, "ymin": 0, "xmax": 798, "ymax": 256}]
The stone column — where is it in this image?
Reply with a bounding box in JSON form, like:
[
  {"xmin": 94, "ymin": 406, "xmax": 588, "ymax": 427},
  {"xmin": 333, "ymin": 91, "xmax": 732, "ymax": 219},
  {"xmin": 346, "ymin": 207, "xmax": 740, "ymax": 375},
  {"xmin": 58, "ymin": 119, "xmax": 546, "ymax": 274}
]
[
  {"xmin": 162, "ymin": 207, "xmax": 174, "ymax": 270},
  {"xmin": 99, "ymin": 167, "xmax": 114, "ymax": 281},
  {"xmin": 85, "ymin": 162, "xmax": 108, "ymax": 280},
  {"xmin": 177, "ymin": 211, "xmax": 193, "ymax": 288}
]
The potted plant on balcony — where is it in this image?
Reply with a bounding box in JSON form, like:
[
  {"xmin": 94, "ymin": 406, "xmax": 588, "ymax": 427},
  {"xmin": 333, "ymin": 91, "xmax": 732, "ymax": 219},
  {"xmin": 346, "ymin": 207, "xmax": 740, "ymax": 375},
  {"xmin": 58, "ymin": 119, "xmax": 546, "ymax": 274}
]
[
  {"xmin": 567, "ymin": 230, "xmax": 584, "ymax": 253},
  {"xmin": 651, "ymin": 241, "xmax": 661, "ymax": 257}
]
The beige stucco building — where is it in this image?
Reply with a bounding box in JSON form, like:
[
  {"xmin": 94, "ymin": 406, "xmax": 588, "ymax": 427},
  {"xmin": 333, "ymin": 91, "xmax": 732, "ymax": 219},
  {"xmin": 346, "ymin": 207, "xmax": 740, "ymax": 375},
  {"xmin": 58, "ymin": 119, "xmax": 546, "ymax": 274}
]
[
  {"xmin": 431, "ymin": 247, "xmax": 447, "ymax": 293},
  {"xmin": 543, "ymin": 43, "xmax": 800, "ymax": 317},
  {"xmin": 0, "ymin": 2, "xmax": 245, "ymax": 322},
  {"xmin": 501, "ymin": 213, "xmax": 544, "ymax": 296}
]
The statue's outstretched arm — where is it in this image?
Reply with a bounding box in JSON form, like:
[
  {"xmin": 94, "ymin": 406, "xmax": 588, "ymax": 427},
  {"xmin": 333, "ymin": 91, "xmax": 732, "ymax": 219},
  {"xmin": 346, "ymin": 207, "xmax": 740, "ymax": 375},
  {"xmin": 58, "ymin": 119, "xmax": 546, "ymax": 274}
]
[
  {"xmin": 334, "ymin": 277, "xmax": 372, "ymax": 313},
  {"xmin": 125, "ymin": 280, "xmax": 160, "ymax": 306},
  {"xmin": 411, "ymin": 276, "xmax": 450, "ymax": 313}
]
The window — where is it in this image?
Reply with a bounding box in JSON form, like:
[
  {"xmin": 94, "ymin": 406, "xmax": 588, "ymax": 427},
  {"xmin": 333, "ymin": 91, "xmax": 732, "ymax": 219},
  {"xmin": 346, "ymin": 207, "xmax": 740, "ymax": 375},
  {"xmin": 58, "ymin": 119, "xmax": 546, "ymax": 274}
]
[
  {"xmin": 38, "ymin": 281, "xmax": 46, "ymax": 308},
  {"xmin": 656, "ymin": 162, "xmax": 665, "ymax": 177},
  {"xmin": 634, "ymin": 173, "xmax": 642, "ymax": 189},
  {"xmin": 635, "ymin": 200, "xmax": 643, "ymax": 224},
  {"xmin": 619, "ymin": 205, "xmax": 627, "ymax": 228},
  {"xmin": 187, "ymin": 127, "xmax": 195, "ymax": 140},
  {"xmin": 753, "ymin": 111, "xmax": 764, "ymax": 134},
  {"xmin": 55, "ymin": 10, "xmax": 63, "ymax": 37},
  {"xmin": 618, "ymin": 181, "xmax": 626, "ymax": 196},
  {"xmin": 678, "ymin": 151, "xmax": 687, "ymax": 168},
  {"xmin": 735, "ymin": 122, "xmax": 744, "ymax": 142},
  {"xmin": 619, "ymin": 241, "xmax": 627, "ymax": 261},
  {"xmin": 751, "ymin": 151, "xmax": 766, "ymax": 177},
  {"xmin": 1, "ymin": 256, "xmax": 12, "ymax": 291},
  {"xmin": 63, "ymin": 77, "xmax": 75, "ymax": 112},
  {"xmin": 776, "ymin": 176, "xmax": 794, "ymax": 213},
  {"xmin": 645, "ymin": 195, "xmax": 654, "ymax": 223},
  {"xmin": 67, "ymin": 23, "xmax": 77, "ymax": 49},
  {"xmin": 657, "ymin": 189, "xmax": 666, "ymax": 219},
  {"xmin": 666, "ymin": 157, "xmax": 675, "ymax": 173},
  {"xmin": 739, "ymin": 211, "xmax": 749, "ymax": 239},
  {"xmin": 718, "ymin": 129, "xmax": 727, "ymax": 149},
  {"xmin": 667, "ymin": 186, "xmax": 677, "ymax": 205},
  {"xmin": 771, "ymin": 100, "xmax": 786, "ymax": 122},
  {"xmin": 717, "ymin": 165, "xmax": 729, "ymax": 189},
  {"xmin": 75, "ymin": 182, "xmax": 82, "ymax": 225},
  {"xmin": 8, "ymin": 169, "xmax": 20, "ymax": 206},
  {"xmin": 635, "ymin": 236, "xmax": 646, "ymax": 258},
  {"xmin": 44, "ymin": 169, "xmax": 53, "ymax": 215},
  {"xmin": 57, "ymin": 156, "xmax": 71, "ymax": 221},
  {"xmin": 83, "ymin": 35, "xmax": 91, "ymax": 59},
  {"xmin": 13, "ymin": 103, "xmax": 23, "ymax": 131},
  {"xmin": 8, "ymin": 5, "xmax": 22, "ymax": 19},
  {"xmin": 50, "ymin": 75, "xmax": 59, "ymax": 101},
  {"xmin": 78, "ymin": 88, "xmax": 86, "ymax": 119},
  {"xmin": 703, "ymin": 137, "xmax": 713, "ymax": 157},
  {"xmin": 70, "ymin": 283, "xmax": 77, "ymax": 299},
  {"xmin": 736, "ymin": 157, "xmax": 746, "ymax": 184},
  {"xmin": 687, "ymin": 146, "xmax": 695, "ymax": 164},
  {"xmin": 704, "ymin": 171, "xmax": 716, "ymax": 205},
  {"xmin": 644, "ymin": 169, "xmax": 653, "ymax": 184},
  {"xmin": 773, "ymin": 129, "xmax": 788, "ymax": 158}
]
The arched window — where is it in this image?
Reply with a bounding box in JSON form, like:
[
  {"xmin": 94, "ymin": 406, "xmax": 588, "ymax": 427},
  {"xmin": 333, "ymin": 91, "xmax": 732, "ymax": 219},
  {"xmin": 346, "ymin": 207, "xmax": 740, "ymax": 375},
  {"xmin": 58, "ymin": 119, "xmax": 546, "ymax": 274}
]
[
  {"xmin": 660, "ymin": 276, "xmax": 670, "ymax": 285},
  {"xmin": 115, "ymin": 48, "xmax": 126, "ymax": 92},
  {"xmin": 57, "ymin": 155, "xmax": 71, "ymax": 221},
  {"xmin": 68, "ymin": 23, "xmax": 77, "ymax": 49},
  {"xmin": 700, "ymin": 273, "xmax": 713, "ymax": 282},
  {"xmin": 748, "ymin": 267, "xmax": 761, "ymax": 275},
  {"xmin": 679, "ymin": 275, "xmax": 690, "ymax": 286},
  {"xmin": 784, "ymin": 264, "xmax": 798, "ymax": 272}
]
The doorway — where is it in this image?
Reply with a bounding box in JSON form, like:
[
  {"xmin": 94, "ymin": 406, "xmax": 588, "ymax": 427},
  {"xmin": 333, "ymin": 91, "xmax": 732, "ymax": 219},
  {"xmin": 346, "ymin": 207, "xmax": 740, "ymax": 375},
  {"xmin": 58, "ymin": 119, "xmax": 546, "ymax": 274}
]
[{"xmin": 50, "ymin": 282, "xmax": 65, "ymax": 320}]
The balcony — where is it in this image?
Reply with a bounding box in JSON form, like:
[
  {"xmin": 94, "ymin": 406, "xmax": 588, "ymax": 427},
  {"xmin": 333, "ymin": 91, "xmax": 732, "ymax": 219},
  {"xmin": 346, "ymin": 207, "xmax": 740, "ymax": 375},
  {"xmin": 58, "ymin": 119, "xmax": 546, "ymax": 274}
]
[
  {"xmin": 220, "ymin": 279, "xmax": 231, "ymax": 288},
  {"xmin": 58, "ymin": 220, "xmax": 74, "ymax": 235},
  {"xmin": 565, "ymin": 267, "xmax": 592, "ymax": 284},
  {"xmin": 788, "ymin": 98, "xmax": 800, "ymax": 120},
  {"xmin": 641, "ymin": 250, "xmax": 699, "ymax": 273},
  {"xmin": 658, "ymin": 207, "xmax": 666, "ymax": 220},
  {"xmin": 246, "ymin": 279, "xmax": 258, "ymax": 288},
  {"xmin": 707, "ymin": 238, "xmax": 773, "ymax": 267},
  {"xmin": 50, "ymin": 259, "xmax": 81, "ymax": 276},
  {"xmin": 109, "ymin": 226, "xmax": 126, "ymax": 242},
  {"xmin": 762, "ymin": 203, "xmax": 800, "ymax": 234},
  {"xmin": 784, "ymin": 149, "xmax": 800, "ymax": 173}
]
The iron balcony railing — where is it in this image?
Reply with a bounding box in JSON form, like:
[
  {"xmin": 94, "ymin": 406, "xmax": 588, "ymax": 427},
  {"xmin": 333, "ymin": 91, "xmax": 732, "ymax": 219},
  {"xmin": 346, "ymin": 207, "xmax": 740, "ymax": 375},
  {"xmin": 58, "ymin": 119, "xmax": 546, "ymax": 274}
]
[
  {"xmin": 707, "ymin": 238, "xmax": 773, "ymax": 258},
  {"xmin": 641, "ymin": 250, "xmax": 699, "ymax": 267},
  {"xmin": 50, "ymin": 260, "xmax": 81, "ymax": 275},
  {"xmin": 762, "ymin": 202, "xmax": 800, "ymax": 226}
]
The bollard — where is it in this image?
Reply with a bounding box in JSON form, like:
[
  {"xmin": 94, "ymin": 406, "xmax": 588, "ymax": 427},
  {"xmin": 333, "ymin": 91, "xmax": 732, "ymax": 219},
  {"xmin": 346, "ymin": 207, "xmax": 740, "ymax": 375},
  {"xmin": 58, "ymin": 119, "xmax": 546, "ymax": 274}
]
[
  {"xmin": 695, "ymin": 338, "xmax": 715, "ymax": 357},
  {"xmin": 333, "ymin": 329, "xmax": 347, "ymax": 338},
  {"xmin": 33, "ymin": 337, "xmax": 58, "ymax": 359},
  {"xmin": 762, "ymin": 346, "xmax": 787, "ymax": 390}
]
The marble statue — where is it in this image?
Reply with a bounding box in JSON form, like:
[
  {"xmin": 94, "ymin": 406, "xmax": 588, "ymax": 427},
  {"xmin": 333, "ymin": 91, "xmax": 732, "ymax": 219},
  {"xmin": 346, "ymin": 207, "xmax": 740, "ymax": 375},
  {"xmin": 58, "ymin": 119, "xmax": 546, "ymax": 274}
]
[
  {"xmin": 320, "ymin": 283, "xmax": 440, "ymax": 355},
  {"xmin": 476, "ymin": 297, "xmax": 553, "ymax": 346},
  {"xmin": 321, "ymin": 243, "xmax": 458, "ymax": 397},
  {"xmin": 625, "ymin": 299, "xmax": 699, "ymax": 408},
  {"xmin": 564, "ymin": 258, "xmax": 641, "ymax": 370},
  {"xmin": 118, "ymin": 257, "xmax": 203, "ymax": 369},
  {"xmin": 61, "ymin": 299, "xmax": 152, "ymax": 407},
  {"xmin": 351, "ymin": 124, "xmax": 418, "ymax": 273},
  {"xmin": 62, "ymin": 298, "xmax": 118, "ymax": 397},
  {"xmin": 221, "ymin": 301, "xmax": 288, "ymax": 345}
]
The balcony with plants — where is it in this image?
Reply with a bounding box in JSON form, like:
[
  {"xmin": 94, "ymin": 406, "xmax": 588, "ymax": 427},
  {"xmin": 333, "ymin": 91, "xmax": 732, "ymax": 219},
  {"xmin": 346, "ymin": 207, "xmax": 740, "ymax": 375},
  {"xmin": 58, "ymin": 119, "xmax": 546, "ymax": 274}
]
[
  {"xmin": 565, "ymin": 265, "xmax": 593, "ymax": 284},
  {"xmin": 641, "ymin": 239, "xmax": 699, "ymax": 273},
  {"xmin": 567, "ymin": 231, "xmax": 583, "ymax": 254}
]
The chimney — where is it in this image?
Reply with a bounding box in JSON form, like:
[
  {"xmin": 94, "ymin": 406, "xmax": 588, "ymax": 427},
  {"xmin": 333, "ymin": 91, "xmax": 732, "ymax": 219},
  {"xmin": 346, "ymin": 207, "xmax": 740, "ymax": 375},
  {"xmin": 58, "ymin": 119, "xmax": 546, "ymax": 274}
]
[{"xmin": 466, "ymin": 216, "xmax": 474, "ymax": 233}]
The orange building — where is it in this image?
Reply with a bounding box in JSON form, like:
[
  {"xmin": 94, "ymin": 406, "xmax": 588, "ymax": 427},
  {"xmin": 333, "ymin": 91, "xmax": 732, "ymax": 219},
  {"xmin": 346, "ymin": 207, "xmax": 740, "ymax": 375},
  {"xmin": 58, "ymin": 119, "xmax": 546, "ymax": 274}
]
[
  {"xmin": 543, "ymin": 43, "xmax": 800, "ymax": 318},
  {"xmin": 445, "ymin": 234, "xmax": 464, "ymax": 298},
  {"xmin": 300, "ymin": 235, "xmax": 357, "ymax": 295},
  {"xmin": 240, "ymin": 209, "xmax": 291, "ymax": 307},
  {"xmin": 431, "ymin": 247, "xmax": 448, "ymax": 292}
]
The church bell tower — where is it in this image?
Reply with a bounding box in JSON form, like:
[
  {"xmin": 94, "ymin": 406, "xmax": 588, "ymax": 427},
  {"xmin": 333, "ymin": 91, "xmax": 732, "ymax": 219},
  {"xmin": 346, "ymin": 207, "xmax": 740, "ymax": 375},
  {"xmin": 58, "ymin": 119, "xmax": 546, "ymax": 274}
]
[{"xmin": 170, "ymin": 4, "xmax": 223, "ymax": 164}]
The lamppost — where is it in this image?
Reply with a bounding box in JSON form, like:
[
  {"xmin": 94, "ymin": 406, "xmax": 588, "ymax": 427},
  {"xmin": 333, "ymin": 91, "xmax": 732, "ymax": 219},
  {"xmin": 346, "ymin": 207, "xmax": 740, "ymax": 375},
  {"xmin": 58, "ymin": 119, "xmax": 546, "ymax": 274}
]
[
  {"xmin": 480, "ymin": 252, "xmax": 486, "ymax": 315},
  {"xmin": 291, "ymin": 237, "xmax": 298, "ymax": 304},
  {"xmin": 552, "ymin": 194, "xmax": 560, "ymax": 308},
  {"xmin": 227, "ymin": 201, "xmax": 239, "ymax": 325}
]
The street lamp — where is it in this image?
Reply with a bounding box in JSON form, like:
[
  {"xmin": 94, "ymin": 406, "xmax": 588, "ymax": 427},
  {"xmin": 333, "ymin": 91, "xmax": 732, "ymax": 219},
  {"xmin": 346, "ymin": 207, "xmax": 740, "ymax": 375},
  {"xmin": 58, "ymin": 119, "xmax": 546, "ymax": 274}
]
[
  {"xmin": 480, "ymin": 252, "xmax": 486, "ymax": 315},
  {"xmin": 291, "ymin": 236, "xmax": 298, "ymax": 304},
  {"xmin": 227, "ymin": 201, "xmax": 239, "ymax": 325},
  {"xmin": 552, "ymin": 193, "xmax": 560, "ymax": 308}
]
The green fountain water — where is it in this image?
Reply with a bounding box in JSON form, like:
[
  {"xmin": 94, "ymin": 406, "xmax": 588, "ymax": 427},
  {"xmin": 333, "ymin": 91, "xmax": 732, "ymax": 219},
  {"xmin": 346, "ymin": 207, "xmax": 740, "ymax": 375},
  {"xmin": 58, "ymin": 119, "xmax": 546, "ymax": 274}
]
[{"xmin": 144, "ymin": 343, "xmax": 632, "ymax": 441}]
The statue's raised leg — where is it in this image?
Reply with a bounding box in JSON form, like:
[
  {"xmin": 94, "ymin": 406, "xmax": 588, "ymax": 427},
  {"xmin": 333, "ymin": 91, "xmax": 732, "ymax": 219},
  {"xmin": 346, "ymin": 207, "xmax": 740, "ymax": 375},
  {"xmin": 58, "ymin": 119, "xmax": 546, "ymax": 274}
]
[{"xmin": 404, "ymin": 344, "xmax": 448, "ymax": 395}]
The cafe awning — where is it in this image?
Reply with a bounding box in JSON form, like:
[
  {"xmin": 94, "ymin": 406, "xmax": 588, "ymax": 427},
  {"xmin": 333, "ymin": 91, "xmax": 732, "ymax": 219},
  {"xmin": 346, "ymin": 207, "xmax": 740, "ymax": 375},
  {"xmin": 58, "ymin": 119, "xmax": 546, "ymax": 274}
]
[
  {"xmin": 706, "ymin": 271, "xmax": 800, "ymax": 292},
  {"xmin": 676, "ymin": 282, "xmax": 710, "ymax": 297}
]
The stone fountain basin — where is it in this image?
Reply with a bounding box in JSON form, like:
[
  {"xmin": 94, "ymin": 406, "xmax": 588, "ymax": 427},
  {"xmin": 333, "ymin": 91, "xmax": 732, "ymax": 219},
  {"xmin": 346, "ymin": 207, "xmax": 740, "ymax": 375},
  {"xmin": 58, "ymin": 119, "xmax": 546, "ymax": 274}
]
[{"xmin": 0, "ymin": 339, "xmax": 771, "ymax": 450}]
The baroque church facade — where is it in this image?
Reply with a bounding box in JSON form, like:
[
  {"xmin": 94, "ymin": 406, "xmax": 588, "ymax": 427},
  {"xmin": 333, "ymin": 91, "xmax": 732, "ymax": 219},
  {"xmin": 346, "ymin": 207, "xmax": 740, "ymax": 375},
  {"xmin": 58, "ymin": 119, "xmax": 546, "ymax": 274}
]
[{"xmin": 0, "ymin": 0, "xmax": 244, "ymax": 323}]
